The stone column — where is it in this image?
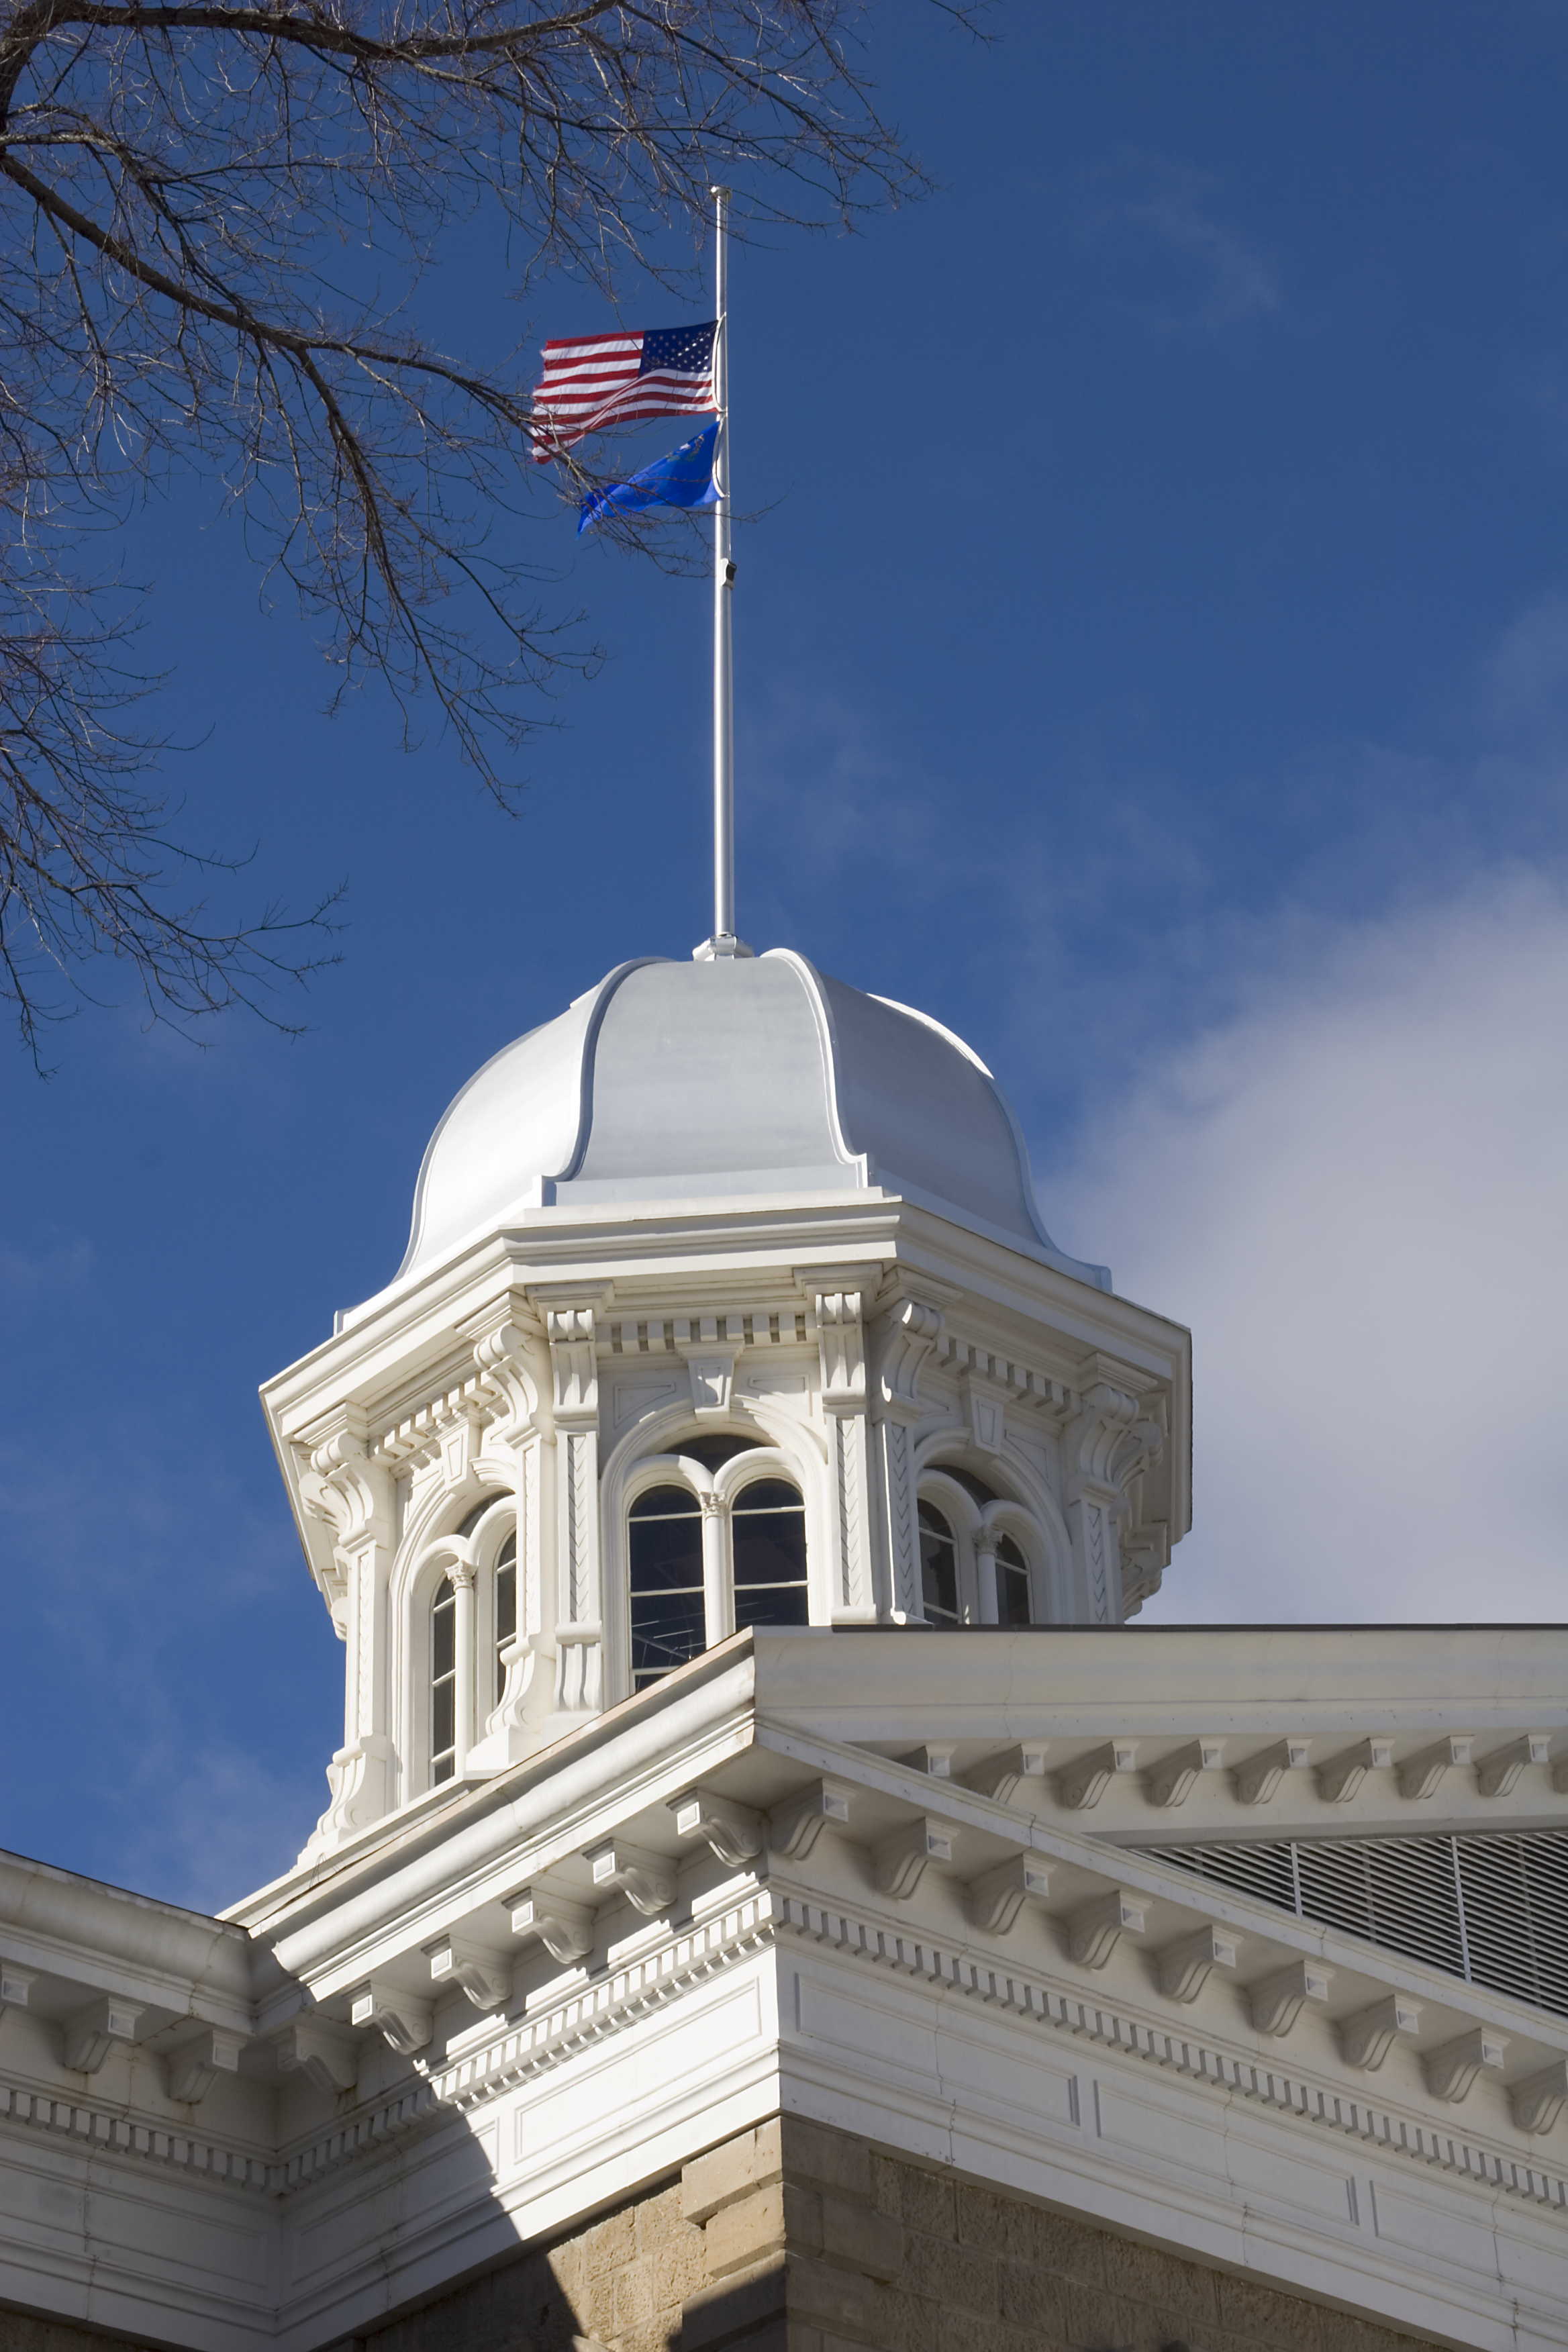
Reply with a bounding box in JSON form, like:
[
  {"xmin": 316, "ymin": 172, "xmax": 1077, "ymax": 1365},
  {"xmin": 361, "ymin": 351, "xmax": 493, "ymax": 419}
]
[
  {"xmin": 450, "ymin": 1559, "xmax": 477, "ymax": 1775},
  {"xmin": 973, "ymin": 1527, "xmax": 1000, "ymax": 1625},
  {"xmin": 700, "ymin": 1489, "xmax": 730, "ymax": 1643}
]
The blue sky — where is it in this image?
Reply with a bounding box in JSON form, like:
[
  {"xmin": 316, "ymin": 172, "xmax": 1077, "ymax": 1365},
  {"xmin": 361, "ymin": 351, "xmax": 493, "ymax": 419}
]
[{"xmin": 4, "ymin": 3, "xmax": 1567, "ymax": 1910}]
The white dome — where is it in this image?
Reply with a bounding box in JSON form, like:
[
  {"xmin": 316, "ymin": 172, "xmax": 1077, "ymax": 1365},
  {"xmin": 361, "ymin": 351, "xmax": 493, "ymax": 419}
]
[{"xmin": 381, "ymin": 950, "xmax": 1109, "ymax": 1300}]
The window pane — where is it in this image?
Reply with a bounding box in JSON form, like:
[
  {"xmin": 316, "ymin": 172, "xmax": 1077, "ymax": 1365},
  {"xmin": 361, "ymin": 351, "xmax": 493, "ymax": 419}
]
[
  {"xmin": 630, "ymin": 1508, "xmax": 705, "ymax": 1594},
  {"xmin": 432, "ymin": 1581, "xmax": 455, "ymax": 1677},
  {"xmin": 432, "ymin": 1677, "xmax": 454, "ymax": 1759},
  {"xmin": 630, "ymin": 1491, "xmax": 705, "ymax": 1686},
  {"xmin": 918, "ymin": 1500, "xmax": 959, "ymax": 1626},
  {"xmin": 732, "ymin": 1478, "xmax": 804, "ymax": 1514},
  {"xmin": 495, "ymin": 1554, "xmax": 516, "ymax": 1702},
  {"xmin": 630, "ymin": 1484, "xmax": 704, "ymax": 1521},
  {"xmin": 997, "ymin": 1533, "xmax": 1031, "ymax": 1626},
  {"xmin": 679, "ymin": 1434, "xmax": 762, "ymax": 1470},
  {"xmin": 938, "ymin": 1467, "xmax": 999, "ymax": 1508},
  {"xmin": 734, "ymin": 1582, "xmax": 809, "ymax": 1630},
  {"xmin": 631, "ymin": 1591, "xmax": 707, "ymax": 1684},
  {"xmin": 732, "ymin": 1510, "xmax": 807, "ymax": 1588}
]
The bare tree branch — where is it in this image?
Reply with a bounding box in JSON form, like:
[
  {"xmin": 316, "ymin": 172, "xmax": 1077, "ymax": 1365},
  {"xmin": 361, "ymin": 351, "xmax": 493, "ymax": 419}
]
[{"xmin": 0, "ymin": 0, "xmax": 987, "ymax": 1059}]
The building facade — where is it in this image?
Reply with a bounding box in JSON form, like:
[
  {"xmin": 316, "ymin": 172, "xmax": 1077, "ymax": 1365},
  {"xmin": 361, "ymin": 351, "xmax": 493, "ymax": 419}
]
[{"xmin": 1, "ymin": 948, "xmax": 1564, "ymax": 2352}]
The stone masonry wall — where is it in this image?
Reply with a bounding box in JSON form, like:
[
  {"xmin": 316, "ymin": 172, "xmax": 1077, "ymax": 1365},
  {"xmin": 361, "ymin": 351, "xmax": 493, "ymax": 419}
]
[{"xmin": 335, "ymin": 2114, "xmax": 1455, "ymax": 2352}]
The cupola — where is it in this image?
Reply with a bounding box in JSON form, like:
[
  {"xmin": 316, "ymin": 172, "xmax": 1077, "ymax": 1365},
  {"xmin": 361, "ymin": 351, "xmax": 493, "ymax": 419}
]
[{"xmin": 262, "ymin": 947, "xmax": 1191, "ymax": 1863}]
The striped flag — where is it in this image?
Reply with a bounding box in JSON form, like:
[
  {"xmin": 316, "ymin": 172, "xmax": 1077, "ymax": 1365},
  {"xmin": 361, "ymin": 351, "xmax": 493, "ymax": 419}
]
[{"xmin": 530, "ymin": 322, "xmax": 717, "ymax": 460}]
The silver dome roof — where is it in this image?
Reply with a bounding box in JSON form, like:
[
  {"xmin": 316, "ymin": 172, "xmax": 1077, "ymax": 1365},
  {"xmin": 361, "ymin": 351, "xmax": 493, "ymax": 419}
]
[{"xmin": 387, "ymin": 950, "xmax": 1109, "ymax": 1295}]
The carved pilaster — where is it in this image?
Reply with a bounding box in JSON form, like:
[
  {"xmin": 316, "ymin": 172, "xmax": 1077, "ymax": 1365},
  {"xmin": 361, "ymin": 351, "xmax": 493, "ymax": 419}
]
[
  {"xmin": 812, "ymin": 1289, "xmax": 875, "ymax": 1620},
  {"xmin": 869, "ymin": 1299, "xmax": 944, "ymax": 1622},
  {"xmin": 296, "ymin": 1406, "xmax": 398, "ymax": 1856},
  {"xmin": 471, "ymin": 1434, "xmax": 549, "ymax": 1770},
  {"xmin": 535, "ymin": 1293, "xmax": 606, "ymax": 1730},
  {"xmin": 1063, "ymin": 1362, "xmax": 1163, "ymax": 1626}
]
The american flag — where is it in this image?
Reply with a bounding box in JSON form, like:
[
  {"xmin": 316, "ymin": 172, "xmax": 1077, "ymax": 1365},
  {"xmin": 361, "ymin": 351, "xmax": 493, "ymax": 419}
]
[{"xmin": 530, "ymin": 322, "xmax": 717, "ymax": 460}]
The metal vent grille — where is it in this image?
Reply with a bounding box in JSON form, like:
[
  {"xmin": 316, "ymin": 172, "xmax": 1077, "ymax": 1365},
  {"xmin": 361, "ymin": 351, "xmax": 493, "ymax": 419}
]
[{"xmin": 1138, "ymin": 1829, "xmax": 1568, "ymax": 2020}]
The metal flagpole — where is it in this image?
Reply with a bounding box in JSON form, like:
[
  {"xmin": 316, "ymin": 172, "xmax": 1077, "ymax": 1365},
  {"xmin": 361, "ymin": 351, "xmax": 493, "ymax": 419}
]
[{"xmin": 709, "ymin": 185, "xmax": 740, "ymax": 953}]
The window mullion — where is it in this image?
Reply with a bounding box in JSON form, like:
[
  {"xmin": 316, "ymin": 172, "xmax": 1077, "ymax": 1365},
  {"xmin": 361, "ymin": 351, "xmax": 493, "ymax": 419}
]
[{"xmin": 701, "ymin": 1493, "xmax": 732, "ymax": 1643}]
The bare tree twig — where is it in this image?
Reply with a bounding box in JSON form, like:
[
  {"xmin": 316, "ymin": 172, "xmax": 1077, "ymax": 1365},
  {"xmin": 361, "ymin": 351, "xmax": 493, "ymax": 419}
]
[{"xmin": 0, "ymin": 0, "xmax": 987, "ymax": 1059}]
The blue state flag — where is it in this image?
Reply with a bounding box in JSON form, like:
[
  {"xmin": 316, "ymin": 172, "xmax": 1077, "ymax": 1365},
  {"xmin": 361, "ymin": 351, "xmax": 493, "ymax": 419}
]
[{"xmin": 578, "ymin": 420, "xmax": 719, "ymax": 535}]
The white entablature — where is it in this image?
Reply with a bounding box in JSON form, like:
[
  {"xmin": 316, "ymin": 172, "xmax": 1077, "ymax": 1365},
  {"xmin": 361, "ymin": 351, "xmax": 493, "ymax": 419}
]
[{"xmin": 260, "ymin": 950, "xmax": 1191, "ymax": 1863}]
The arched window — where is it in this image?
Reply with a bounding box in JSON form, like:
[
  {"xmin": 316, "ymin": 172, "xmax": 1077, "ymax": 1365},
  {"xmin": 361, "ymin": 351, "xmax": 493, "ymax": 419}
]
[
  {"xmin": 431, "ymin": 1577, "xmax": 457, "ymax": 1783},
  {"xmin": 918, "ymin": 1500, "xmax": 961, "ymax": 1627},
  {"xmin": 425, "ymin": 1501, "xmax": 516, "ymax": 1785},
  {"xmin": 626, "ymin": 1434, "xmax": 810, "ymax": 1688},
  {"xmin": 495, "ymin": 1530, "xmax": 516, "ymax": 1701},
  {"xmin": 731, "ymin": 1477, "xmax": 808, "ymax": 1629},
  {"xmin": 628, "ymin": 1487, "xmax": 706, "ymax": 1691},
  {"xmin": 995, "ymin": 1532, "xmax": 1031, "ymax": 1627}
]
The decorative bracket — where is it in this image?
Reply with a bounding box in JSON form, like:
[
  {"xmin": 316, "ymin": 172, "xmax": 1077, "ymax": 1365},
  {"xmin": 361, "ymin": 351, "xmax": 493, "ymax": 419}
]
[
  {"xmin": 1316, "ymin": 1738, "xmax": 1394, "ymax": 1805},
  {"xmin": 1065, "ymin": 1371, "xmax": 1157, "ymax": 1493},
  {"xmin": 1233, "ymin": 1739, "xmax": 1312, "ymax": 1807},
  {"xmin": 963, "ymin": 1745, "xmax": 1050, "ymax": 1806},
  {"xmin": 1511, "ymin": 2059, "xmax": 1568, "ymax": 2137},
  {"xmin": 1423, "ymin": 2027, "xmax": 1508, "ymax": 2104},
  {"xmin": 769, "ymin": 1779, "xmax": 852, "ymax": 1861},
  {"xmin": 543, "ymin": 1303, "xmax": 600, "ymax": 1424},
  {"xmin": 669, "ymin": 1788, "xmax": 765, "ymax": 1867},
  {"xmin": 1144, "ymin": 1741, "xmax": 1225, "ymax": 1809},
  {"xmin": 1476, "ymin": 1732, "xmax": 1553, "ymax": 1798},
  {"xmin": 812, "ymin": 1289, "xmax": 867, "ymax": 1414},
  {"xmin": 509, "ymin": 1884, "xmax": 597, "ymax": 1965},
  {"xmin": 62, "ymin": 1995, "xmax": 143, "ymax": 2074},
  {"xmin": 1338, "ymin": 1994, "xmax": 1421, "ymax": 2072},
  {"xmin": 1397, "ymin": 1734, "xmax": 1473, "ymax": 1800},
  {"xmin": 585, "ymin": 1837, "xmax": 677, "ymax": 1918},
  {"xmin": 1248, "ymin": 1959, "xmax": 1332, "ymax": 2038},
  {"xmin": 899, "ymin": 1745, "xmax": 957, "ymax": 1780},
  {"xmin": 277, "ymin": 2020, "xmax": 360, "ymax": 2092},
  {"xmin": 875, "ymin": 1299, "xmax": 944, "ymax": 1418},
  {"xmin": 301, "ymin": 1407, "xmax": 395, "ymax": 1549},
  {"xmin": 1155, "ymin": 1926, "xmax": 1242, "ymax": 2004},
  {"xmin": 1057, "ymin": 1741, "xmax": 1138, "ymax": 1811},
  {"xmin": 428, "ymin": 1939, "xmax": 513, "ymax": 2012},
  {"xmin": 872, "ymin": 1816, "xmax": 954, "ymax": 1902},
  {"xmin": 1066, "ymin": 1890, "xmax": 1146, "ymax": 1971},
  {"xmin": 465, "ymin": 1302, "xmax": 541, "ymax": 1438},
  {"xmin": 964, "ymin": 1854, "xmax": 1050, "ymax": 1937},
  {"xmin": 166, "ymin": 2027, "xmax": 246, "ymax": 2104},
  {"xmin": 348, "ymin": 1981, "xmax": 434, "ymax": 2055}
]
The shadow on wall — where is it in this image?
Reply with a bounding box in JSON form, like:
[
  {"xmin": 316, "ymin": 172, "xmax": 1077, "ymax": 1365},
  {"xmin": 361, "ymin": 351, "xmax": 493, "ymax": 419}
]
[{"xmin": 316, "ymin": 2114, "xmax": 1449, "ymax": 2352}]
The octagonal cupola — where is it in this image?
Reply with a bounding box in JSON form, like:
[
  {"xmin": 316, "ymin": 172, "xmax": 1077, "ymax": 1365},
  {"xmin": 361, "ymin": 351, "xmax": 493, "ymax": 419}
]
[{"xmin": 262, "ymin": 946, "xmax": 1190, "ymax": 1863}]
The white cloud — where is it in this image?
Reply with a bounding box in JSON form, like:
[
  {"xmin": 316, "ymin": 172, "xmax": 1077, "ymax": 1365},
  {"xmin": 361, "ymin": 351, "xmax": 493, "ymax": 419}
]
[
  {"xmin": 0, "ymin": 1236, "xmax": 93, "ymax": 1294},
  {"xmin": 1074, "ymin": 160, "xmax": 1283, "ymax": 336},
  {"xmin": 1049, "ymin": 872, "xmax": 1568, "ymax": 1624},
  {"xmin": 1124, "ymin": 188, "xmax": 1283, "ymax": 330},
  {"xmin": 113, "ymin": 1740, "xmax": 325, "ymax": 1914}
]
